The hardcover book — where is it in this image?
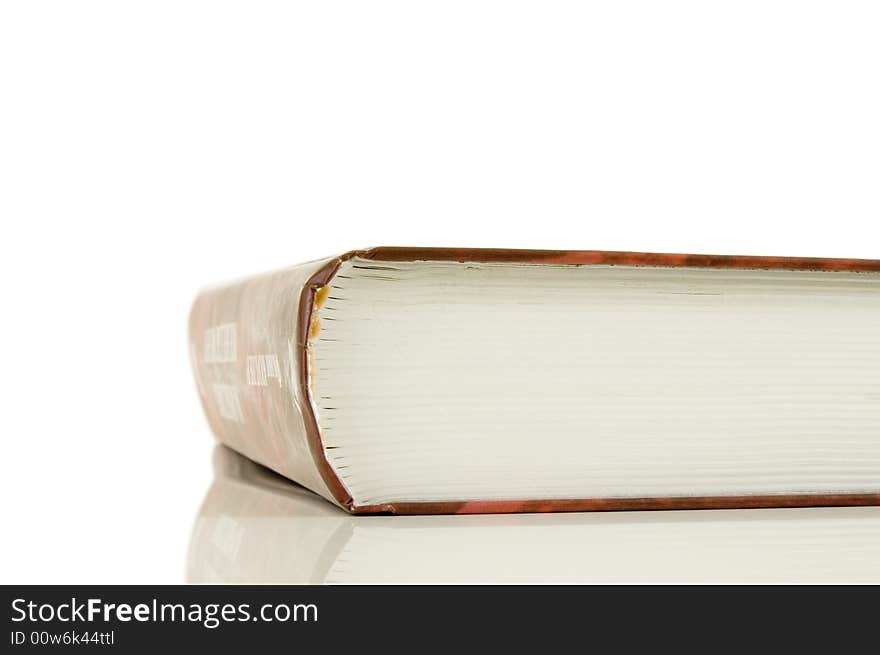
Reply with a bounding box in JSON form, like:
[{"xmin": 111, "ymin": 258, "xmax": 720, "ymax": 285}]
[{"xmin": 188, "ymin": 247, "xmax": 880, "ymax": 514}]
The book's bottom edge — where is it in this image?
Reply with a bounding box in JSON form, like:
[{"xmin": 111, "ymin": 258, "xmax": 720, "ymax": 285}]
[{"xmin": 349, "ymin": 493, "xmax": 880, "ymax": 515}]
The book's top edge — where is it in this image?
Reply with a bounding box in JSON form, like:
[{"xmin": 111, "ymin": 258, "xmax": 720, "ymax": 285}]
[{"xmin": 350, "ymin": 247, "xmax": 880, "ymax": 273}]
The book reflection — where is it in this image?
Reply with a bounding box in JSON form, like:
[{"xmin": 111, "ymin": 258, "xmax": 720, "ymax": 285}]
[{"xmin": 188, "ymin": 446, "xmax": 880, "ymax": 584}]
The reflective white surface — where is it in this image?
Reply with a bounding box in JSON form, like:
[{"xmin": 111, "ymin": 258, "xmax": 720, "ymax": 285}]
[
  {"xmin": 188, "ymin": 447, "xmax": 880, "ymax": 584},
  {"xmin": 5, "ymin": 2, "xmax": 880, "ymax": 585}
]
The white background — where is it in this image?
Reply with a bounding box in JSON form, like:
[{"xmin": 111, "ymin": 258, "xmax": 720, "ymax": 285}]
[{"xmin": 1, "ymin": 2, "xmax": 878, "ymax": 583}]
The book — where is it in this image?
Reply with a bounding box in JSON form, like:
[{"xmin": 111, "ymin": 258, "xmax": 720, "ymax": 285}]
[
  {"xmin": 188, "ymin": 247, "xmax": 880, "ymax": 515},
  {"xmin": 187, "ymin": 445, "xmax": 880, "ymax": 583}
]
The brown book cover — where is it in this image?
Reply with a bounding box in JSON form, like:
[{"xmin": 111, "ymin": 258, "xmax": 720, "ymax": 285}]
[{"xmin": 189, "ymin": 247, "xmax": 880, "ymax": 514}]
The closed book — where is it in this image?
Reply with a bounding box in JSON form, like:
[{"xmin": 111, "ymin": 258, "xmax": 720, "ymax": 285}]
[{"xmin": 188, "ymin": 247, "xmax": 880, "ymax": 514}]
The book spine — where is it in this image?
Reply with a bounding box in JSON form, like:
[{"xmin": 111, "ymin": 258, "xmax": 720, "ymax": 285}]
[{"xmin": 188, "ymin": 255, "xmax": 350, "ymax": 509}]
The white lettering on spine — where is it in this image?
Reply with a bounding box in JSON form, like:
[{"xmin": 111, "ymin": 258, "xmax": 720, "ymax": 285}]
[
  {"xmin": 212, "ymin": 384, "xmax": 244, "ymax": 423},
  {"xmin": 203, "ymin": 324, "xmax": 237, "ymax": 363},
  {"xmin": 246, "ymin": 354, "xmax": 281, "ymax": 386}
]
